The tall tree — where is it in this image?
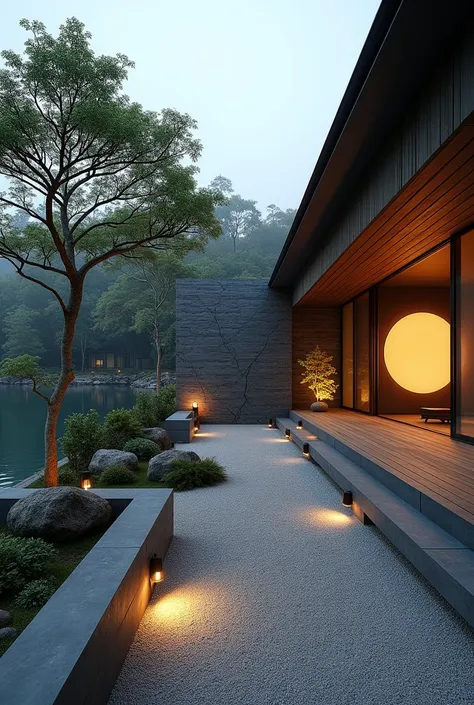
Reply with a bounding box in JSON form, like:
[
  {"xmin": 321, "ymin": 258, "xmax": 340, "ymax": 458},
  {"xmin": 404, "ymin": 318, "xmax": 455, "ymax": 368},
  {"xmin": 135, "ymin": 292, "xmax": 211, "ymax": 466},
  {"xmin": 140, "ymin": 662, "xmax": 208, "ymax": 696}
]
[
  {"xmin": 0, "ymin": 18, "xmax": 221, "ymax": 485},
  {"xmin": 210, "ymin": 176, "xmax": 260, "ymax": 253},
  {"xmin": 94, "ymin": 254, "xmax": 187, "ymax": 391},
  {"xmin": 2, "ymin": 304, "xmax": 44, "ymax": 358}
]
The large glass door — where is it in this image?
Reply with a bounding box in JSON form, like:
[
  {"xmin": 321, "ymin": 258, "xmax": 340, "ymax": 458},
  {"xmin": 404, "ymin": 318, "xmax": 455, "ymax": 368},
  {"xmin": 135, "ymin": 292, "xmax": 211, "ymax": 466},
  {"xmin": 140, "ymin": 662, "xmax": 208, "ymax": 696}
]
[
  {"xmin": 454, "ymin": 230, "xmax": 474, "ymax": 441},
  {"xmin": 342, "ymin": 293, "xmax": 372, "ymax": 412}
]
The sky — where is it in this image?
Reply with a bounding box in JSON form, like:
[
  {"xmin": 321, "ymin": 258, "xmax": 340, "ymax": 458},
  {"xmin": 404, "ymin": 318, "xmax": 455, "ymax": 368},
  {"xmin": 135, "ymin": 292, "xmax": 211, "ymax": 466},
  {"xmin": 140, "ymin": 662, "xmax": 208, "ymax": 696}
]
[{"xmin": 0, "ymin": 0, "xmax": 381, "ymax": 214}]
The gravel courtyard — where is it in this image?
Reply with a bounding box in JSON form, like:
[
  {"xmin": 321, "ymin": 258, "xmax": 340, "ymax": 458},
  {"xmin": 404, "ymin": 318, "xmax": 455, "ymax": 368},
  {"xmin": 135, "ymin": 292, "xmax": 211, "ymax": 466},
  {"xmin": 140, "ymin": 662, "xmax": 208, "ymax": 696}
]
[{"xmin": 109, "ymin": 424, "xmax": 474, "ymax": 705}]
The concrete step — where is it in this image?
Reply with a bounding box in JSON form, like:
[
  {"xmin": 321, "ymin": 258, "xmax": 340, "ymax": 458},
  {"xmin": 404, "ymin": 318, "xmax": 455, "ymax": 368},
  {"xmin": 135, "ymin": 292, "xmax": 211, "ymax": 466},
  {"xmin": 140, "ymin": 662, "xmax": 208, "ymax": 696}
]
[
  {"xmin": 288, "ymin": 410, "xmax": 474, "ymax": 552},
  {"xmin": 275, "ymin": 417, "xmax": 474, "ymax": 629}
]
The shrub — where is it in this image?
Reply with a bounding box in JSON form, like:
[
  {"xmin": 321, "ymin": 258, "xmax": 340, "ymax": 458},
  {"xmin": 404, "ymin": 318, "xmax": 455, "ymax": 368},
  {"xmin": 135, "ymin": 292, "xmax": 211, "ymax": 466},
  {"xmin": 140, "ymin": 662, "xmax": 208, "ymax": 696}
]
[
  {"xmin": 162, "ymin": 457, "xmax": 226, "ymax": 492},
  {"xmin": 0, "ymin": 535, "xmax": 57, "ymax": 595},
  {"xmin": 123, "ymin": 438, "xmax": 160, "ymax": 461},
  {"xmin": 60, "ymin": 410, "xmax": 103, "ymax": 473},
  {"xmin": 14, "ymin": 579, "xmax": 56, "ymax": 609},
  {"xmin": 133, "ymin": 385, "xmax": 177, "ymax": 427},
  {"xmin": 57, "ymin": 466, "xmax": 79, "ymax": 486},
  {"xmin": 101, "ymin": 465, "xmax": 137, "ymax": 486},
  {"xmin": 102, "ymin": 408, "xmax": 142, "ymax": 450}
]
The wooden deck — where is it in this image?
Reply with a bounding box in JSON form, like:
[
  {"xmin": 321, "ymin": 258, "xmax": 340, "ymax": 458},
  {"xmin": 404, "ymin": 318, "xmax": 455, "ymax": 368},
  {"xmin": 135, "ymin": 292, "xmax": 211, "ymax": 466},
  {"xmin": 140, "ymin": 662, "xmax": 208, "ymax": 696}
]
[{"xmin": 294, "ymin": 409, "xmax": 474, "ymax": 526}]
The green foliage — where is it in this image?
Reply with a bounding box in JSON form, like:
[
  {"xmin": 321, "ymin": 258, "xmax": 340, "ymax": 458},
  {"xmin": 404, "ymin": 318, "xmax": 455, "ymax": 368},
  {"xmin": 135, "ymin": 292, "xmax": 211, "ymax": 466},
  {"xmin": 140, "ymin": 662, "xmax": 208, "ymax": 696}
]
[
  {"xmin": 57, "ymin": 466, "xmax": 80, "ymax": 486},
  {"xmin": 60, "ymin": 410, "xmax": 103, "ymax": 474},
  {"xmin": 102, "ymin": 408, "xmax": 142, "ymax": 450},
  {"xmin": 101, "ymin": 465, "xmax": 137, "ymax": 486},
  {"xmin": 162, "ymin": 457, "xmax": 227, "ymax": 492},
  {"xmin": 2, "ymin": 305, "xmax": 44, "ymax": 358},
  {"xmin": 0, "ymin": 535, "xmax": 57, "ymax": 595},
  {"xmin": 123, "ymin": 438, "xmax": 160, "ymax": 461},
  {"xmin": 133, "ymin": 386, "xmax": 176, "ymax": 426},
  {"xmin": 14, "ymin": 578, "xmax": 56, "ymax": 609},
  {"xmin": 0, "ymin": 355, "xmax": 54, "ymax": 391},
  {"xmin": 298, "ymin": 346, "xmax": 338, "ymax": 402}
]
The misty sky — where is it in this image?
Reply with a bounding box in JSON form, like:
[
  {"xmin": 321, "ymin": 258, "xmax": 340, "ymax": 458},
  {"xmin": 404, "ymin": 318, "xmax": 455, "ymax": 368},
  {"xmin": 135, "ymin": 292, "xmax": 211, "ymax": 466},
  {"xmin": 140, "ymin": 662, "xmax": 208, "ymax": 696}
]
[{"xmin": 0, "ymin": 0, "xmax": 380, "ymax": 213}]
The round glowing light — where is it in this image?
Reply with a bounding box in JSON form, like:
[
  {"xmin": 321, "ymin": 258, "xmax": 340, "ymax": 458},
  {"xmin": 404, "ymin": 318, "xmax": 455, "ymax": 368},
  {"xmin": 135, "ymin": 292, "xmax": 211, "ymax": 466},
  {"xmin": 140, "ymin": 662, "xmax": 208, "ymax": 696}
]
[{"xmin": 384, "ymin": 313, "xmax": 450, "ymax": 393}]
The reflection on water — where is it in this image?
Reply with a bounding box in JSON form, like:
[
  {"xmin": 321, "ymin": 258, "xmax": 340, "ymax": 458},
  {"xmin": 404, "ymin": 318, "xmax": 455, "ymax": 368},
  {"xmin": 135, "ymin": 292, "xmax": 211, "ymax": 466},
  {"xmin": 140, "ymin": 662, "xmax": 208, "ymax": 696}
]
[{"xmin": 0, "ymin": 385, "xmax": 137, "ymax": 486}]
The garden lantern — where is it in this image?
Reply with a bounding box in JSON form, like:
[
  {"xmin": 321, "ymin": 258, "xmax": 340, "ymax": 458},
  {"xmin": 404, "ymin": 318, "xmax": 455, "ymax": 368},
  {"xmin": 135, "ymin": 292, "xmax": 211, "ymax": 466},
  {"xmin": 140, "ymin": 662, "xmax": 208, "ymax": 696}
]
[
  {"xmin": 80, "ymin": 471, "xmax": 92, "ymax": 490},
  {"xmin": 150, "ymin": 555, "xmax": 164, "ymax": 583}
]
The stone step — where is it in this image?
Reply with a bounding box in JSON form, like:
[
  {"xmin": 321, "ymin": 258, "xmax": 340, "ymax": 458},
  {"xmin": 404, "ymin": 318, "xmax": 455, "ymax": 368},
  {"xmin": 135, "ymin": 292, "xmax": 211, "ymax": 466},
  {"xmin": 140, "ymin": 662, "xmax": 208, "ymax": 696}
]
[{"xmin": 275, "ymin": 417, "xmax": 474, "ymax": 629}]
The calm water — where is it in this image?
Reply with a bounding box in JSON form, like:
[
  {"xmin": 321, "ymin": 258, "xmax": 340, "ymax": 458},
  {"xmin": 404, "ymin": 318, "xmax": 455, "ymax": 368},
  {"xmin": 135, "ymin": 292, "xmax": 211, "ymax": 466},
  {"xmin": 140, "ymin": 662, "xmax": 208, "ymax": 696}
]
[{"xmin": 0, "ymin": 385, "xmax": 138, "ymax": 487}]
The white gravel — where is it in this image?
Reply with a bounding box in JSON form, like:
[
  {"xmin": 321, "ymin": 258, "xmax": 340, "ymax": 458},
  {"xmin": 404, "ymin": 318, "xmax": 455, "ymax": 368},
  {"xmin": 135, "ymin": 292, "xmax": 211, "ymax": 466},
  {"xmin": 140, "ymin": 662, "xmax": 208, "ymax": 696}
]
[{"xmin": 109, "ymin": 425, "xmax": 474, "ymax": 705}]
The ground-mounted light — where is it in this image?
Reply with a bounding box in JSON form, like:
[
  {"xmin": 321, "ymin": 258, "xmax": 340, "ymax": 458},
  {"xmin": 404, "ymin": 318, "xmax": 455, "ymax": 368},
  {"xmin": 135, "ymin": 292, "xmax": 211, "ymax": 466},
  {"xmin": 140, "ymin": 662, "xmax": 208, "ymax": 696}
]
[
  {"xmin": 192, "ymin": 401, "xmax": 200, "ymax": 430},
  {"xmin": 268, "ymin": 418, "xmax": 274, "ymax": 428},
  {"xmin": 296, "ymin": 420, "xmax": 303, "ymax": 430},
  {"xmin": 80, "ymin": 471, "xmax": 92, "ymax": 490},
  {"xmin": 303, "ymin": 443, "xmax": 310, "ymax": 457},
  {"xmin": 150, "ymin": 555, "xmax": 164, "ymax": 583},
  {"xmin": 342, "ymin": 490, "xmax": 353, "ymax": 507},
  {"xmin": 285, "ymin": 428, "xmax": 291, "ymax": 440}
]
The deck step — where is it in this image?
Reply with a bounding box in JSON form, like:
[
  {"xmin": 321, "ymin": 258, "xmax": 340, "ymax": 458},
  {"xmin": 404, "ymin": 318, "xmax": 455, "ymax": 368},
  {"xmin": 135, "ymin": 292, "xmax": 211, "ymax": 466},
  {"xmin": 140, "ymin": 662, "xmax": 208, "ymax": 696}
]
[
  {"xmin": 288, "ymin": 410, "xmax": 474, "ymax": 551},
  {"xmin": 275, "ymin": 417, "xmax": 474, "ymax": 629}
]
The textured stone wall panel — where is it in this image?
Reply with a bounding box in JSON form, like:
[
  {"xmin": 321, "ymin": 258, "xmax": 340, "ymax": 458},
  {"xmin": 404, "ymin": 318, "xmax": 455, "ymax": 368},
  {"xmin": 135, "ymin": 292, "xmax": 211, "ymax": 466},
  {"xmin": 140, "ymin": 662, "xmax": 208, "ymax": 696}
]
[{"xmin": 176, "ymin": 280, "xmax": 292, "ymax": 423}]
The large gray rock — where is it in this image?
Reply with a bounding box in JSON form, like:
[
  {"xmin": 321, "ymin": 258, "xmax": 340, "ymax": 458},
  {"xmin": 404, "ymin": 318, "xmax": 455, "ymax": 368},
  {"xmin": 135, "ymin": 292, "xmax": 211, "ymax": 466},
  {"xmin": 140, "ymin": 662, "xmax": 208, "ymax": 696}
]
[
  {"xmin": 0, "ymin": 610, "xmax": 11, "ymax": 628},
  {"xmin": 89, "ymin": 449, "xmax": 139, "ymax": 475},
  {"xmin": 0, "ymin": 627, "xmax": 17, "ymax": 640},
  {"xmin": 7, "ymin": 487, "xmax": 113, "ymax": 543},
  {"xmin": 143, "ymin": 427, "xmax": 172, "ymax": 450},
  {"xmin": 147, "ymin": 449, "xmax": 200, "ymax": 481}
]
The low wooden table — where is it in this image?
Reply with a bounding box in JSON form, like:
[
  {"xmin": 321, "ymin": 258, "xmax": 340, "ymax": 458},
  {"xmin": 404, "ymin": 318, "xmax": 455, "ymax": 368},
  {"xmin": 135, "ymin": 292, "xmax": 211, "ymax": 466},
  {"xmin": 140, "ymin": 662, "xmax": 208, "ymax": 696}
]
[{"xmin": 420, "ymin": 407, "xmax": 451, "ymax": 423}]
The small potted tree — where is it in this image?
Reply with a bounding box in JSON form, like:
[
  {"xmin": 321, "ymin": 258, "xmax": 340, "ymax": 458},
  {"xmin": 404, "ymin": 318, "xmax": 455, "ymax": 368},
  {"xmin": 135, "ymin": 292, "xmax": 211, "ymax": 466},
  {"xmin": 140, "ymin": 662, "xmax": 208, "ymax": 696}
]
[{"xmin": 298, "ymin": 346, "xmax": 338, "ymax": 411}]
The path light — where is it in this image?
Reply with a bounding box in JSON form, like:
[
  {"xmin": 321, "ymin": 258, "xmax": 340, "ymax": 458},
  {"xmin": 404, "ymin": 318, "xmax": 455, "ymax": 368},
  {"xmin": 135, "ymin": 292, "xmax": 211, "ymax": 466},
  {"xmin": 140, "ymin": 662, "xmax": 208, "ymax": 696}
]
[
  {"xmin": 296, "ymin": 420, "xmax": 303, "ymax": 430},
  {"xmin": 80, "ymin": 471, "xmax": 92, "ymax": 490},
  {"xmin": 285, "ymin": 428, "xmax": 291, "ymax": 440},
  {"xmin": 268, "ymin": 418, "xmax": 274, "ymax": 428},
  {"xmin": 303, "ymin": 443, "xmax": 310, "ymax": 457},
  {"xmin": 192, "ymin": 401, "xmax": 200, "ymax": 431},
  {"xmin": 342, "ymin": 491, "xmax": 353, "ymax": 507},
  {"xmin": 150, "ymin": 555, "xmax": 164, "ymax": 583}
]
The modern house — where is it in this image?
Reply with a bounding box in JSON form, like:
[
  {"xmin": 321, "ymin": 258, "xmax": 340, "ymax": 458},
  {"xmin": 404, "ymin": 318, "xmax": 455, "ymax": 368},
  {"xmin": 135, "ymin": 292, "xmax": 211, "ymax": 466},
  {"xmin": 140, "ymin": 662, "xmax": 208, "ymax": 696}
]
[{"xmin": 176, "ymin": 0, "xmax": 474, "ymax": 611}]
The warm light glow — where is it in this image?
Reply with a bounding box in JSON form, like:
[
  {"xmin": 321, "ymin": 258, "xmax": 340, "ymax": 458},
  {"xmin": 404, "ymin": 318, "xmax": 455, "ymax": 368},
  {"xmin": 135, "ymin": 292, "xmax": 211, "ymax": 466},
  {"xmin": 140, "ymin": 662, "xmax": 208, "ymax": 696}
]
[
  {"xmin": 153, "ymin": 570, "xmax": 163, "ymax": 583},
  {"xmin": 82, "ymin": 479, "xmax": 91, "ymax": 490},
  {"xmin": 384, "ymin": 313, "xmax": 450, "ymax": 393},
  {"xmin": 192, "ymin": 401, "xmax": 198, "ymax": 410},
  {"xmin": 80, "ymin": 472, "xmax": 92, "ymax": 490},
  {"xmin": 297, "ymin": 508, "xmax": 353, "ymax": 528}
]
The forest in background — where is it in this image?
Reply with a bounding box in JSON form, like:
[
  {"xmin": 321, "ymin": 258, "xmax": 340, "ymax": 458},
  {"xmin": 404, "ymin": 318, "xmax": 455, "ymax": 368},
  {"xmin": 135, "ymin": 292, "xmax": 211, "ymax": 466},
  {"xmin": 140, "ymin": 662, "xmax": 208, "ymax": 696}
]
[{"xmin": 0, "ymin": 177, "xmax": 295, "ymax": 372}]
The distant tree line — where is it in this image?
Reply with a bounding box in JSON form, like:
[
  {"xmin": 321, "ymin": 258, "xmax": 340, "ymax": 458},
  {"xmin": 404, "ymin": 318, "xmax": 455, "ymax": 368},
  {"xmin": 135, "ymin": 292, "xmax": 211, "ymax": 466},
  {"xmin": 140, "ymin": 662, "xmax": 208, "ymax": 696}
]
[{"xmin": 0, "ymin": 177, "xmax": 294, "ymax": 372}]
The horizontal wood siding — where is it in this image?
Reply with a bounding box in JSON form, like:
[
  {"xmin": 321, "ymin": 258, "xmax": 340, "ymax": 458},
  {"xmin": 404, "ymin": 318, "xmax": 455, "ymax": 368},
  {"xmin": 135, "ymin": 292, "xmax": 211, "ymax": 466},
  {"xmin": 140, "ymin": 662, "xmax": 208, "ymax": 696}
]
[
  {"xmin": 292, "ymin": 308, "xmax": 341, "ymax": 409},
  {"xmin": 294, "ymin": 28, "xmax": 474, "ymax": 305}
]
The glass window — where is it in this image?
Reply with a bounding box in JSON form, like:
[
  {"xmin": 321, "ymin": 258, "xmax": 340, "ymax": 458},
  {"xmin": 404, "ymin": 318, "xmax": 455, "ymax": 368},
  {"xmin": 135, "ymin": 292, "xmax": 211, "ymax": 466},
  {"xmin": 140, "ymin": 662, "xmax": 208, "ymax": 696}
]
[
  {"xmin": 455, "ymin": 231, "xmax": 474, "ymax": 438},
  {"xmin": 342, "ymin": 302, "xmax": 354, "ymax": 408},
  {"xmin": 355, "ymin": 293, "xmax": 370, "ymax": 412}
]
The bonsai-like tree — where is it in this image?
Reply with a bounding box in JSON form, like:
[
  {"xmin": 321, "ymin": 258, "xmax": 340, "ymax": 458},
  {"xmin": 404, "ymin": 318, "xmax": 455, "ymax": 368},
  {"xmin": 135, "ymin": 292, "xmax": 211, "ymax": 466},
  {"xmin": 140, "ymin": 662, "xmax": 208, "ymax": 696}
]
[
  {"xmin": 0, "ymin": 18, "xmax": 222, "ymax": 486},
  {"xmin": 298, "ymin": 346, "xmax": 338, "ymax": 402}
]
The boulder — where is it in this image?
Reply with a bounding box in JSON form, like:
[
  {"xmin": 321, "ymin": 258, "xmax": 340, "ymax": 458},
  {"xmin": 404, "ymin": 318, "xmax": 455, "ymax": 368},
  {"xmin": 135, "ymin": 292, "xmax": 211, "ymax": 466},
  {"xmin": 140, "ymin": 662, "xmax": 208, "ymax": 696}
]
[
  {"xmin": 0, "ymin": 627, "xmax": 17, "ymax": 640},
  {"xmin": 148, "ymin": 449, "xmax": 200, "ymax": 482},
  {"xmin": 7, "ymin": 487, "xmax": 113, "ymax": 543},
  {"xmin": 0, "ymin": 610, "xmax": 11, "ymax": 628},
  {"xmin": 89, "ymin": 449, "xmax": 139, "ymax": 475},
  {"xmin": 143, "ymin": 427, "xmax": 172, "ymax": 450}
]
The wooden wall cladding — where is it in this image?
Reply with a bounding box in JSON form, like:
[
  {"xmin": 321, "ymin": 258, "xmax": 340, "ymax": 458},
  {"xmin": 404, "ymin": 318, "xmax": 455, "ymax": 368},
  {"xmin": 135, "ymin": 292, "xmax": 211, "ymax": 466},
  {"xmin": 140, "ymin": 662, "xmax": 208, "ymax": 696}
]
[{"xmin": 292, "ymin": 308, "xmax": 341, "ymax": 409}]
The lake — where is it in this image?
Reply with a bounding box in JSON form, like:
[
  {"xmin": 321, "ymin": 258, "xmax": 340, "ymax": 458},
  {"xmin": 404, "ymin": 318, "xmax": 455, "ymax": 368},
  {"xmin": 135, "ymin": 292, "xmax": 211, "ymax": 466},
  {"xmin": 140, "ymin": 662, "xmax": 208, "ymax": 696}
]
[{"xmin": 0, "ymin": 385, "xmax": 138, "ymax": 487}]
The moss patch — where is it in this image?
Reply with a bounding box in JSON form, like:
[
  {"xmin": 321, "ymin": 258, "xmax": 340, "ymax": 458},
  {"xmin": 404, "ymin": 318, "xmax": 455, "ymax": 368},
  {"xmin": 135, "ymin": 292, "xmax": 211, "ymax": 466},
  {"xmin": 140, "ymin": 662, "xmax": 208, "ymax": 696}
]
[{"xmin": 0, "ymin": 526, "xmax": 106, "ymax": 656}]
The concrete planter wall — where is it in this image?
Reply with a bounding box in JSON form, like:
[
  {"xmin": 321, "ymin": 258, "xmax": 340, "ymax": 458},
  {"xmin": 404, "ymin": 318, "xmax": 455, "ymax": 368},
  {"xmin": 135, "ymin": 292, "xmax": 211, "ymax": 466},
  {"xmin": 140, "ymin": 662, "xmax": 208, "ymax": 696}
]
[{"xmin": 0, "ymin": 487, "xmax": 173, "ymax": 705}]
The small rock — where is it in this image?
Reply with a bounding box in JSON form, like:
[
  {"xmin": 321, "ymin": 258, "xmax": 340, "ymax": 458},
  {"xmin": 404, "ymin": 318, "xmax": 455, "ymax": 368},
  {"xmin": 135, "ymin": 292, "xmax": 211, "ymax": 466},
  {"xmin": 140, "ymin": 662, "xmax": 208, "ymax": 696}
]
[
  {"xmin": 89, "ymin": 449, "xmax": 139, "ymax": 475},
  {"xmin": 143, "ymin": 428, "xmax": 172, "ymax": 450},
  {"xmin": 0, "ymin": 627, "xmax": 17, "ymax": 640},
  {"xmin": 7, "ymin": 487, "xmax": 113, "ymax": 542},
  {"xmin": 148, "ymin": 449, "xmax": 200, "ymax": 482},
  {"xmin": 0, "ymin": 610, "xmax": 12, "ymax": 628}
]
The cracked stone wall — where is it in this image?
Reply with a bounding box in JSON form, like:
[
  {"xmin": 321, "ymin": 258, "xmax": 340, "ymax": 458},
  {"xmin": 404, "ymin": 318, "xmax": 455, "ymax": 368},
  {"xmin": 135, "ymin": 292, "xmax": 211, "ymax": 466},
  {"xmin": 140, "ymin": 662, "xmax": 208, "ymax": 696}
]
[{"xmin": 176, "ymin": 279, "xmax": 292, "ymax": 423}]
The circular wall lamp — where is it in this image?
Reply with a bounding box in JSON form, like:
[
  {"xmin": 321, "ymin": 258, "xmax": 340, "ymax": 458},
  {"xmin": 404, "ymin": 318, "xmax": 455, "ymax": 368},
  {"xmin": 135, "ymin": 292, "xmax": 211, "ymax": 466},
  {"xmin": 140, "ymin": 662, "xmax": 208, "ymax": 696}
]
[{"xmin": 383, "ymin": 312, "xmax": 450, "ymax": 394}]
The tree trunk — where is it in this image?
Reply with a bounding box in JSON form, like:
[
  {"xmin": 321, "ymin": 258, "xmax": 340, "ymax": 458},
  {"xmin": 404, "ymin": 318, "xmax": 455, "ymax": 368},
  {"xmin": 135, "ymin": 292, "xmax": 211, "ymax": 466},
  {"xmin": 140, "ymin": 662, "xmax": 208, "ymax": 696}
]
[
  {"xmin": 43, "ymin": 282, "xmax": 82, "ymax": 487},
  {"xmin": 156, "ymin": 345, "xmax": 163, "ymax": 395}
]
